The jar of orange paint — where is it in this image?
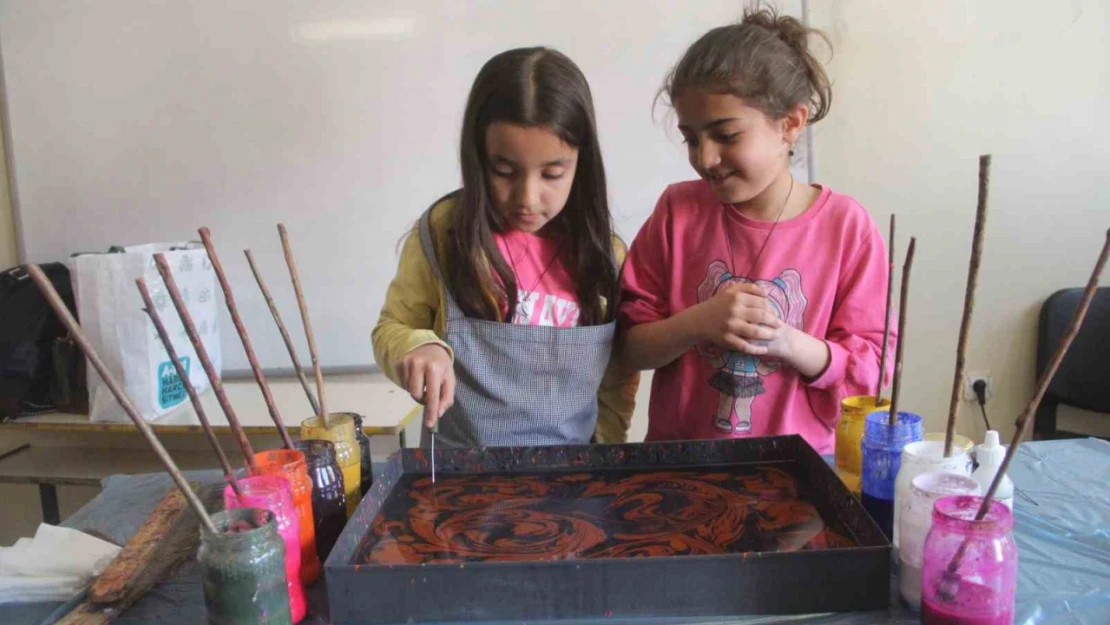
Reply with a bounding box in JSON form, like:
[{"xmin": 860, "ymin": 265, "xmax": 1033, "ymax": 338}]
[{"xmin": 253, "ymin": 448, "xmax": 321, "ymax": 586}]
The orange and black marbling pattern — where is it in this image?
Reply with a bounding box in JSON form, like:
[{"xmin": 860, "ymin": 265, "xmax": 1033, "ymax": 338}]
[{"xmin": 360, "ymin": 466, "xmax": 855, "ymax": 565}]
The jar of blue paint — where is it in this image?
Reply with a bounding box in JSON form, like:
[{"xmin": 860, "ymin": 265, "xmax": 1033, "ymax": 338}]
[{"xmin": 861, "ymin": 411, "xmax": 923, "ymax": 539}]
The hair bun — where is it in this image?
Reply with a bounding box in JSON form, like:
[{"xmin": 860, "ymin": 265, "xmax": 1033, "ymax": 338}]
[
  {"xmin": 743, "ymin": 6, "xmax": 809, "ymax": 54},
  {"xmin": 770, "ymin": 14, "xmax": 810, "ymax": 54},
  {"xmin": 662, "ymin": 2, "xmax": 833, "ymax": 125}
]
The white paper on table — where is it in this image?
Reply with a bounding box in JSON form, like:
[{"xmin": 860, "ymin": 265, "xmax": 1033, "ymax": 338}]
[{"xmin": 0, "ymin": 524, "xmax": 122, "ymax": 603}]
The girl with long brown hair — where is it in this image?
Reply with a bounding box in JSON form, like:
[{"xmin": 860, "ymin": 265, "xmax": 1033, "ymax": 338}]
[{"xmin": 374, "ymin": 47, "xmax": 636, "ymax": 447}]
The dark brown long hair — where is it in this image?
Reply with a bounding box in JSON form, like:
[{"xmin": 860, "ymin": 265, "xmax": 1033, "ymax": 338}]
[
  {"xmin": 660, "ymin": 3, "xmax": 833, "ymax": 124},
  {"xmin": 443, "ymin": 47, "xmax": 618, "ymax": 325}
]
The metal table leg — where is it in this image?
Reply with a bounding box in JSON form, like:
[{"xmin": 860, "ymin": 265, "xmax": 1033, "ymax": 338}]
[{"xmin": 39, "ymin": 483, "xmax": 60, "ymax": 525}]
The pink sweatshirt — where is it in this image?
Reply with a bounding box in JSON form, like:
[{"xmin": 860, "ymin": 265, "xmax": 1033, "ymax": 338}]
[{"xmin": 619, "ymin": 181, "xmax": 894, "ymax": 453}]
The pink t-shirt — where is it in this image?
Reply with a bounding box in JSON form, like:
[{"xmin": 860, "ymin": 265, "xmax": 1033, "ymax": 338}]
[
  {"xmin": 619, "ymin": 181, "xmax": 894, "ymax": 453},
  {"xmin": 495, "ymin": 230, "xmax": 581, "ymax": 327}
]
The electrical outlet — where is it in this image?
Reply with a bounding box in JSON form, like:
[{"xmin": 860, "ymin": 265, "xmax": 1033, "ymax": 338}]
[{"xmin": 964, "ymin": 372, "xmax": 993, "ymax": 402}]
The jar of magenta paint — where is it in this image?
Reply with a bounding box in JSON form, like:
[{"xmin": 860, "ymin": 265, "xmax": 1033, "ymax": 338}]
[
  {"xmin": 224, "ymin": 475, "xmax": 306, "ymax": 623},
  {"xmin": 198, "ymin": 507, "xmax": 291, "ymax": 625},
  {"xmin": 920, "ymin": 495, "xmax": 1017, "ymax": 625}
]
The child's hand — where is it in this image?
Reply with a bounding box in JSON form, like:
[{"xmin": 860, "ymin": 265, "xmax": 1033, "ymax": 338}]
[
  {"xmin": 692, "ymin": 282, "xmax": 782, "ymax": 355},
  {"xmin": 397, "ymin": 344, "xmax": 455, "ymax": 428}
]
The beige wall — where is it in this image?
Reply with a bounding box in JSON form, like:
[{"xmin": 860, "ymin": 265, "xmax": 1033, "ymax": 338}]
[
  {"xmin": 0, "ymin": 101, "xmax": 17, "ymax": 267},
  {"xmin": 0, "ymin": 0, "xmax": 1104, "ymax": 455},
  {"xmin": 810, "ymin": 0, "xmax": 1109, "ymax": 443}
]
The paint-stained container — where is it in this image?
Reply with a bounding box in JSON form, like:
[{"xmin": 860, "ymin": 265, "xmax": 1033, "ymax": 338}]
[
  {"xmin": 349, "ymin": 413, "xmax": 374, "ymax": 496},
  {"xmin": 898, "ymin": 472, "xmax": 981, "ymax": 609},
  {"xmin": 861, "ymin": 411, "xmax": 923, "ymax": 538},
  {"xmin": 294, "ymin": 439, "xmax": 347, "ymax": 562},
  {"xmin": 224, "ymin": 476, "xmax": 306, "ymax": 623},
  {"xmin": 301, "ymin": 413, "xmax": 362, "ymax": 517},
  {"xmin": 198, "ymin": 507, "xmax": 291, "ymax": 625},
  {"xmin": 891, "ymin": 440, "xmax": 972, "ymax": 552},
  {"xmin": 835, "ymin": 396, "xmax": 891, "ymax": 495},
  {"xmin": 253, "ymin": 449, "xmax": 321, "ymax": 585},
  {"xmin": 920, "ymin": 495, "xmax": 1016, "ymax": 624},
  {"xmin": 919, "ymin": 432, "xmax": 972, "ymax": 457}
]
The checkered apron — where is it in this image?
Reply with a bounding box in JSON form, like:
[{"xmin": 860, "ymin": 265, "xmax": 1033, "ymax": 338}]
[{"xmin": 417, "ymin": 210, "xmax": 615, "ymax": 448}]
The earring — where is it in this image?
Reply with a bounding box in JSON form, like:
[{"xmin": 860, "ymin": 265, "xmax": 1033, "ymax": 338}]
[{"xmin": 789, "ymin": 149, "xmax": 795, "ymax": 157}]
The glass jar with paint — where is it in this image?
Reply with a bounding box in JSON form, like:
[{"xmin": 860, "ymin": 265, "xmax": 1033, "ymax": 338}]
[
  {"xmin": 348, "ymin": 413, "xmax": 374, "ymax": 496},
  {"xmin": 253, "ymin": 449, "xmax": 321, "ymax": 586},
  {"xmin": 897, "ymin": 472, "xmax": 981, "ymax": 610},
  {"xmin": 892, "ymin": 440, "xmax": 973, "ymax": 552},
  {"xmin": 861, "ymin": 410, "xmax": 923, "ymax": 538},
  {"xmin": 294, "ymin": 439, "xmax": 347, "ymax": 562},
  {"xmin": 922, "ymin": 432, "xmax": 975, "ymax": 465},
  {"xmin": 198, "ymin": 507, "xmax": 291, "ymax": 625},
  {"xmin": 301, "ymin": 413, "xmax": 362, "ymax": 517},
  {"xmin": 835, "ymin": 396, "xmax": 891, "ymax": 495},
  {"xmin": 224, "ymin": 475, "xmax": 307, "ymax": 623},
  {"xmin": 920, "ymin": 495, "xmax": 1016, "ymax": 625}
]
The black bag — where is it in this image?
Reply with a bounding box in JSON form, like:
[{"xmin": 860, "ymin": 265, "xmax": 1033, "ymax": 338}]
[{"xmin": 0, "ymin": 263, "xmax": 78, "ymax": 419}]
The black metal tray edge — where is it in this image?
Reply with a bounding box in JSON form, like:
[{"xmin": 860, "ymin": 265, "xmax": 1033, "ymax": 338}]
[
  {"xmin": 329, "ymin": 547, "xmax": 889, "ymax": 623},
  {"xmin": 325, "ymin": 436, "xmax": 891, "ymax": 623}
]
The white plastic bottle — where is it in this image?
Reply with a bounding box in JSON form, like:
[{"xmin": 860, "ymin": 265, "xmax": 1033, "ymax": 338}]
[{"xmin": 972, "ymin": 430, "xmax": 1014, "ymax": 509}]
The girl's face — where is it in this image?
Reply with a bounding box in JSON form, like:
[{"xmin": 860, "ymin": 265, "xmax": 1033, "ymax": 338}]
[
  {"xmin": 484, "ymin": 122, "xmax": 579, "ymax": 234},
  {"xmin": 673, "ymin": 90, "xmax": 803, "ymax": 206}
]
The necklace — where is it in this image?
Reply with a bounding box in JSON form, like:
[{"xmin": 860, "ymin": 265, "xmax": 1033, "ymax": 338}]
[{"xmin": 723, "ymin": 174, "xmax": 794, "ymax": 279}]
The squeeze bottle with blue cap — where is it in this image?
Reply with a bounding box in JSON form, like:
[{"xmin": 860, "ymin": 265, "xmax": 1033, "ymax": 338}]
[{"xmin": 972, "ymin": 430, "xmax": 1013, "ymax": 509}]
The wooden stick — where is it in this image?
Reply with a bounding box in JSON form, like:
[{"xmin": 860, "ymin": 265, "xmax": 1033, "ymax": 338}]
[
  {"xmin": 89, "ymin": 484, "xmax": 191, "ymax": 603},
  {"xmin": 244, "ymin": 249, "xmax": 321, "ymax": 416},
  {"xmin": 278, "ymin": 223, "xmax": 330, "ymax": 429},
  {"xmin": 136, "ymin": 278, "xmax": 242, "ymax": 498},
  {"xmin": 154, "ymin": 253, "xmax": 256, "ymax": 467},
  {"xmin": 199, "ymin": 228, "xmax": 294, "ymax": 449},
  {"xmin": 875, "ymin": 214, "xmax": 896, "ymax": 404},
  {"xmin": 888, "ymin": 237, "xmax": 916, "ymax": 425},
  {"xmin": 941, "ymin": 228, "xmax": 1109, "ymax": 595},
  {"xmin": 26, "ymin": 264, "xmax": 218, "ymax": 535},
  {"xmin": 944, "ymin": 155, "xmax": 991, "ymax": 456},
  {"xmin": 77, "ymin": 481, "xmax": 213, "ymax": 622}
]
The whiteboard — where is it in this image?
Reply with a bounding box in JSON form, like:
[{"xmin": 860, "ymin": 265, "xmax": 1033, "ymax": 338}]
[{"xmin": 1, "ymin": 0, "xmax": 808, "ymax": 371}]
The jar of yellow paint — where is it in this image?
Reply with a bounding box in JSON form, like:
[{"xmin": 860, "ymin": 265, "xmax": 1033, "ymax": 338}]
[{"xmin": 835, "ymin": 396, "xmax": 891, "ymax": 495}]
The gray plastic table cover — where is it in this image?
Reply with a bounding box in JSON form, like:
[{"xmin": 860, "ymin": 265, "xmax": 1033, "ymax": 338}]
[{"xmin": 6, "ymin": 438, "xmax": 1109, "ymax": 625}]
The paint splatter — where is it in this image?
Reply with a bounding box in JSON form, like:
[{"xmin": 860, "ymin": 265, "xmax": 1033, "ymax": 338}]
[{"xmin": 359, "ymin": 465, "xmax": 854, "ymax": 564}]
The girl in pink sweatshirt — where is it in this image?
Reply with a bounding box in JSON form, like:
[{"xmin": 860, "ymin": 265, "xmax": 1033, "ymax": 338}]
[{"xmin": 619, "ymin": 7, "xmax": 893, "ymax": 454}]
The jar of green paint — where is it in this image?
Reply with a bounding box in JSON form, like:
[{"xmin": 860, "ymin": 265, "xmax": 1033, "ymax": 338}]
[{"xmin": 198, "ymin": 507, "xmax": 291, "ymax": 625}]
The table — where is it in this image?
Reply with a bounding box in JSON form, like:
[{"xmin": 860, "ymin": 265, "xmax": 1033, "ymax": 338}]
[
  {"xmin": 9, "ymin": 438, "xmax": 1110, "ymax": 625},
  {"xmin": 1, "ymin": 372, "xmax": 418, "ymax": 437},
  {"xmin": 0, "ymin": 373, "xmax": 420, "ymax": 523}
]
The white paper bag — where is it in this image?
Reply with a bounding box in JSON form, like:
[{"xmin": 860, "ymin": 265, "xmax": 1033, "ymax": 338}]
[{"xmin": 69, "ymin": 243, "xmax": 220, "ymax": 422}]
